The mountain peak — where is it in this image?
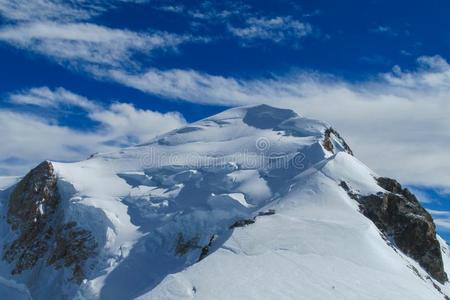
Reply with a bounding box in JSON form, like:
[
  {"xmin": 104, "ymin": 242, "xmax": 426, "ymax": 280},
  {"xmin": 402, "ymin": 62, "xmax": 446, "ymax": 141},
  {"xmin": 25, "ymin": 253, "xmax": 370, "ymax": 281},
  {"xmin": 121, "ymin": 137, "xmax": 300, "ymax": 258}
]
[
  {"xmin": 138, "ymin": 104, "xmax": 332, "ymax": 153},
  {"xmin": 0, "ymin": 106, "xmax": 449, "ymax": 299}
]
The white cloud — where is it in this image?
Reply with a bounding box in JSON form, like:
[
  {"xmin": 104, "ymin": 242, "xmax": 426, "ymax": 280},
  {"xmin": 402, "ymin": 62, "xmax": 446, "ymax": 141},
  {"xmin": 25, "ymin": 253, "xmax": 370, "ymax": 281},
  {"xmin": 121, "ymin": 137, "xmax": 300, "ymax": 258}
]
[
  {"xmin": 439, "ymin": 188, "xmax": 450, "ymax": 195},
  {"xmin": 157, "ymin": 4, "xmax": 185, "ymax": 14},
  {"xmin": 228, "ymin": 16, "xmax": 312, "ymax": 44},
  {"xmin": 408, "ymin": 187, "xmax": 435, "ymax": 204},
  {"xmin": 428, "ymin": 210, "xmax": 450, "ymax": 217},
  {"xmin": 434, "ymin": 219, "xmax": 450, "ymax": 231},
  {"xmin": 91, "ymin": 56, "xmax": 450, "ymax": 188},
  {"xmin": 88, "ymin": 102, "xmax": 186, "ymax": 145},
  {"xmin": 99, "ymin": 68, "xmax": 269, "ymax": 105},
  {"xmin": 9, "ymin": 86, "xmax": 100, "ymax": 111},
  {"xmin": 0, "ymin": 0, "xmax": 202, "ymax": 72},
  {"xmin": 0, "ymin": 22, "xmax": 188, "ymax": 68},
  {"xmin": 0, "ymin": 1, "xmax": 311, "ymax": 73},
  {"xmin": 180, "ymin": 1, "xmax": 250, "ymax": 22},
  {"xmin": 0, "ymin": 0, "xmax": 101, "ymax": 22},
  {"xmin": 0, "ymin": 0, "xmax": 146, "ymax": 22},
  {"xmin": 152, "ymin": 1, "xmax": 312, "ymax": 46},
  {"xmin": 370, "ymin": 25, "xmax": 397, "ymax": 36},
  {"xmin": 0, "ymin": 87, "xmax": 186, "ymax": 175},
  {"xmin": 428, "ymin": 210, "xmax": 450, "ymax": 232}
]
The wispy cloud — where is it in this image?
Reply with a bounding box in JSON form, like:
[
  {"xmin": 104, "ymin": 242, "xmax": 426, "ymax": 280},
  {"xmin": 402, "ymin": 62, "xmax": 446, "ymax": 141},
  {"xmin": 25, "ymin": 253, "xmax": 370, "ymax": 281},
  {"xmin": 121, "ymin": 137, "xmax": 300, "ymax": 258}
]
[
  {"xmin": 8, "ymin": 86, "xmax": 99, "ymax": 111},
  {"xmin": 157, "ymin": 1, "xmax": 250, "ymax": 22},
  {"xmin": 157, "ymin": 4, "xmax": 185, "ymax": 14},
  {"xmin": 439, "ymin": 188, "xmax": 450, "ymax": 195},
  {"xmin": 0, "ymin": 87, "xmax": 186, "ymax": 175},
  {"xmin": 228, "ymin": 16, "xmax": 312, "ymax": 44},
  {"xmin": 0, "ymin": 0, "xmax": 102, "ymax": 22},
  {"xmin": 428, "ymin": 209, "xmax": 450, "ymax": 232},
  {"xmin": 0, "ymin": 22, "xmax": 189, "ymax": 69},
  {"xmin": 435, "ymin": 219, "xmax": 450, "ymax": 231},
  {"xmin": 153, "ymin": 1, "xmax": 313, "ymax": 46},
  {"xmin": 0, "ymin": 0, "xmax": 150, "ymax": 22},
  {"xmin": 370, "ymin": 25, "xmax": 397, "ymax": 35},
  {"xmin": 0, "ymin": 0, "xmax": 312, "ymax": 72},
  {"xmin": 0, "ymin": 0, "xmax": 205, "ymax": 74},
  {"xmin": 407, "ymin": 187, "xmax": 435, "ymax": 204}
]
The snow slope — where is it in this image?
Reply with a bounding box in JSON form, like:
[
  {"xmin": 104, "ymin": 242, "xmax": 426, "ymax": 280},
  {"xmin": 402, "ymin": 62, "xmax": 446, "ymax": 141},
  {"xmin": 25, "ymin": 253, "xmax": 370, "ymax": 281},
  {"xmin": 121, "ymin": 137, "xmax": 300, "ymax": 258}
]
[{"xmin": 0, "ymin": 104, "xmax": 449, "ymax": 299}]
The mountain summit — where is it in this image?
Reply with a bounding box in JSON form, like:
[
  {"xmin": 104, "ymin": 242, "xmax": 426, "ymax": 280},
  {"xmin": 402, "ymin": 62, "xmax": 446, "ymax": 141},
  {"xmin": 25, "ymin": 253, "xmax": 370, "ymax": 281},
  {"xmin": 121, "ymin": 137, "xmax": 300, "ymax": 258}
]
[{"xmin": 0, "ymin": 104, "xmax": 449, "ymax": 299}]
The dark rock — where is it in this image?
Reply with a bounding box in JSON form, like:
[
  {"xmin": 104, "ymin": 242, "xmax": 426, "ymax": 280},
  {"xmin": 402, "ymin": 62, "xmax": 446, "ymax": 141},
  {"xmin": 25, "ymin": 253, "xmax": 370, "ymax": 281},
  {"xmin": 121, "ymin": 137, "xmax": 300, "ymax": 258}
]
[
  {"xmin": 229, "ymin": 218, "xmax": 256, "ymax": 229},
  {"xmin": 4, "ymin": 161, "xmax": 58, "ymax": 274},
  {"xmin": 258, "ymin": 209, "xmax": 276, "ymax": 216},
  {"xmin": 47, "ymin": 222, "xmax": 97, "ymax": 284},
  {"xmin": 3, "ymin": 161, "xmax": 97, "ymax": 284},
  {"xmin": 229, "ymin": 210, "xmax": 275, "ymax": 230},
  {"xmin": 198, "ymin": 235, "xmax": 216, "ymax": 262},
  {"xmin": 339, "ymin": 181, "xmax": 350, "ymax": 192},
  {"xmin": 339, "ymin": 181, "xmax": 358, "ymax": 200},
  {"xmin": 7, "ymin": 161, "xmax": 59, "ymax": 231},
  {"xmin": 377, "ymin": 177, "xmax": 404, "ymax": 194},
  {"xmin": 323, "ymin": 134, "xmax": 334, "ymax": 152},
  {"xmin": 198, "ymin": 246, "xmax": 209, "ymax": 262},
  {"xmin": 358, "ymin": 177, "xmax": 447, "ymax": 283},
  {"xmin": 323, "ymin": 128, "xmax": 353, "ymax": 156}
]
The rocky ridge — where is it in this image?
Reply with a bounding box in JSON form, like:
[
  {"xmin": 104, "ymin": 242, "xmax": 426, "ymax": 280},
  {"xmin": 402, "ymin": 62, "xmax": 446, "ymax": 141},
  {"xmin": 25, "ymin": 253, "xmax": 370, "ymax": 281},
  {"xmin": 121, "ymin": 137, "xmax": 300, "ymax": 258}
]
[{"xmin": 341, "ymin": 177, "xmax": 447, "ymax": 283}]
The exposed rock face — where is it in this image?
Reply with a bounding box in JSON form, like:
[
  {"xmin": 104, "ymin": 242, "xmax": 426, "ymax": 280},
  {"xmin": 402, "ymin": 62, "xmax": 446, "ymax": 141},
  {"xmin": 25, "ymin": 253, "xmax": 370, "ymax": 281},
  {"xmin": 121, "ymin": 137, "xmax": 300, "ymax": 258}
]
[
  {"xmin": 7, "ymin": 161, "xmax": 59, "ymax": 231},
  {"xmin": 229, "ymin": 218, "xmax": 255, "ymax": 229},
  {"xmin": 323, "ymin": 128, "xmax": 354, "ymax": 155},
  {"xmin": 229, "ymin": 209, "xmax": 276, "ymax": 229},
  {"xmin": 357, "ymin": 177, "xmax": 447, "ymax": 283},
  {"xmin": 3, "ymin": 161, "xmax": 97, "ymax": 284},
  {"xmin": 48, "ymin": 222, "xmax": 97, "ymax": 283},
  {"xmin": 4, "ymin": 161, "xmax": 59, "ymax": 274}
]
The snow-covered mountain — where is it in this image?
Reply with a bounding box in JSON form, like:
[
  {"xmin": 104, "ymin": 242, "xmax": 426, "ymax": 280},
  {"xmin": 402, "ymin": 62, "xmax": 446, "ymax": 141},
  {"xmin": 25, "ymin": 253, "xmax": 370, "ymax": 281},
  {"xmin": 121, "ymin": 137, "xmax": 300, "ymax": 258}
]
[{"xmin": 1, "ymin": 104, "xmax": 449, "ymax": 299}]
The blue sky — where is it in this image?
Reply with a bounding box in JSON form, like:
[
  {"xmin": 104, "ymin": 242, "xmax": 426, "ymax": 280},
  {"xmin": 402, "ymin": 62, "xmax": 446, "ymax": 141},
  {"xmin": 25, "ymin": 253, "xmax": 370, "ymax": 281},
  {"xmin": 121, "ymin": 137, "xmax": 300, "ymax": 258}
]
[{"xmin": 1, "ymin": 0, "xmax": 450, "ymax": 239}]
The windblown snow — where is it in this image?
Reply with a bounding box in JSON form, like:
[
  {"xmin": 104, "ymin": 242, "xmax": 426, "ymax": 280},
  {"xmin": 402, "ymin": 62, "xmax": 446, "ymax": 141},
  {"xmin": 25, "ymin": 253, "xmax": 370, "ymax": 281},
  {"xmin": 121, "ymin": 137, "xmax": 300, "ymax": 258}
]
[{"xmin": 0, "ymin": 104, "xmax": 449, "ymax": 300}]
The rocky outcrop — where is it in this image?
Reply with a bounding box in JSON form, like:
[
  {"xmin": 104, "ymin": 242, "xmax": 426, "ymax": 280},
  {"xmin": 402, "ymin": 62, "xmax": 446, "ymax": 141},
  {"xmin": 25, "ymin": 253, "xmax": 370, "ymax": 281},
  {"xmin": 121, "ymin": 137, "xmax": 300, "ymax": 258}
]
[
  {"xmin": 47, "ymin": 222, "xmax": 97, "ymax": 283},
  {"xmin": 349, "ymin": 177, "xmax": 447, "ymax": 283},
  {"xmin": 323, "ymin": 128, "xmax": 353, "ymax": 155},
  {"xmin": 7, "ymin": 161, "xmax": 59, "ymax": 231},
  {"xmin": 3, "ymin": 161, "xmax": 97, "ymax": 284},
  {"xmin": 198, "ymin": 235, "xmax": 216, "ymax": 262},
  {"xmin": 258, "ymin": 209, "xmax": 276, "ymax": 216},
  {"xmin": 229, "ymin": 209, "xmax": 276, "ymax": 229},
  {"xmin": 229, "ymin": 218, "xmax": 255, "ymax": 229},
  {"xmin": 4, "ymin": 161, "xmax": 59, "ymax": 274}
]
